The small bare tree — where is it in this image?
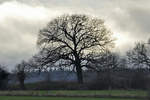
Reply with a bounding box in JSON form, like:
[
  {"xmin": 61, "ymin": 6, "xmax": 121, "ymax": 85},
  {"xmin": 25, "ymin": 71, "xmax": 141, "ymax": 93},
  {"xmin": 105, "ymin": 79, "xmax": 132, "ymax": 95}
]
[
  {"xmin": 86, "ymin": 51, "xmax": 119, "ymax": 89},
  {"xmin": 127, "ymin": 40, "xmax": 150, "ymax": 90},
  {"xmin": 14, "ymin": 61, "xmax": 29, "ymax": 90},
  {"xmin": 0, "ymin": 64, "xmax": 9, "ymax": 89},
  {"xmin": 127, "ymin": 42, "xmax": 150, "ymax": 68}
]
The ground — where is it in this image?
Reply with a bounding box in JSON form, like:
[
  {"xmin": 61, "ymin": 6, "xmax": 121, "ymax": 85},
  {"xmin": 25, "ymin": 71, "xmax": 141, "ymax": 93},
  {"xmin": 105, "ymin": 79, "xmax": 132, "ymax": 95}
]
[
  {"xmin": 0, "ymin": 90, "xmax": 146, "ymax": 97},
  {"xmin": 0, "ymin": 90, "xmax": 147, "ymax": 100},
  {"xmin": 0, "ymin": 96, "xmax": 137, "ymax": 100}
]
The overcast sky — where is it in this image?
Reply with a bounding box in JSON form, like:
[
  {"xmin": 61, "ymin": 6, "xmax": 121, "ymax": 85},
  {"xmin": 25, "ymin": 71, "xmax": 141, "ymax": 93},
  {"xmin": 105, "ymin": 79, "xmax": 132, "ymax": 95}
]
[{"xmin": 0, "ymin": 0, "xmax": 150, "ymax": 70}]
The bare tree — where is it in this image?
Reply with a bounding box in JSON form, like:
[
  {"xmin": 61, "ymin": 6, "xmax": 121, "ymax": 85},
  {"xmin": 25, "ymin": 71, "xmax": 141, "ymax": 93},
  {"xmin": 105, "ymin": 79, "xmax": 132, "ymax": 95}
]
[
  {"xmin": 127, "ymin": 42, "xmax": 150, "ymax": 68},
  {"xmin": 86, "ymin": 51, "xmax": 119, "ymax": 72},
  {"xmin": 127, "ymin": 41, "xmax": 150, "ymax": 89},
  {"xmin": 37, "ymin": 14, "xmax": 114, "ymax": 84},
  {"xmin": 14, "ymin": 61, "xmax": 29, "ymax": 90},
  {"xmin": 86, "ymin": 51, "xmax": 119, "ymax": 89},
  {"xmin": 0, "ymin": 64, "xmax": 9, "ymax": 89}
]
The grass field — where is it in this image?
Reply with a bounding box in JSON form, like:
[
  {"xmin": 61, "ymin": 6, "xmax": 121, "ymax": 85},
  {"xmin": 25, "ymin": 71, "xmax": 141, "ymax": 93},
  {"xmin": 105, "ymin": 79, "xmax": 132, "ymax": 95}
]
[
  {"xmin": 0, "ymin": 90, "xmax": 147, "ymax": 100},
  {"xmin": 0, "ymin": 90, "xmax": 147, "ymax": 97},
  {"xmin": 48, "ymin": 90, "xmax": 147, "ymax": 97},
  {"xmin": 0, "ymin": 96, "xmax": 137, "ymax": 100}
]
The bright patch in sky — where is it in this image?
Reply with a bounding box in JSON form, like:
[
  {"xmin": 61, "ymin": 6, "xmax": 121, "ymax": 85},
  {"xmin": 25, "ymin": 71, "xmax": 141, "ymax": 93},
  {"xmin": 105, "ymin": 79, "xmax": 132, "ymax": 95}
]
[
  {"xmin": 0, "ymin": 1, "xmax": 60, "ymax": 21},
  {"xmin": 113, "ymin": 32, "xmax": 130, "ymax": 47}
]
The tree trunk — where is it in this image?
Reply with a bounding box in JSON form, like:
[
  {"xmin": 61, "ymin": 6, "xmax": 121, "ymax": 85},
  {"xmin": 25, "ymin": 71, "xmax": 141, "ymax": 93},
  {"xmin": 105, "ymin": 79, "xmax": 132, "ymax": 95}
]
[
  {"xmin": 17, "ymin": 72, "xmax": 26, "ymax": 90},
  {"xmin": 74, "ymin": 53, "xmax": 83, "ymax": 84},
  {"xmin": 19, "ymin": 80, "xmax": 25, "ymax": 90},
  {"xmin": 46, "ymin": 71, "xmax": 51, "ymax": 83},
  {"xmin": 76, "ymin": 65, "xmax": 83, "ymax": 84},
  {"xmin": 108, "ymin": 70, "xmax": 112, "ymax": 90}
]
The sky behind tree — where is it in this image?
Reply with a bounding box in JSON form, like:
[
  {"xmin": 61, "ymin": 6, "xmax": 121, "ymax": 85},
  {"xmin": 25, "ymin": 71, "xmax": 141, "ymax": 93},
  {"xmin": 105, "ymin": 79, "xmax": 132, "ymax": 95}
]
[{"xmin": 0, "ymin": 0, "xmax": 150, "ymax": 70}]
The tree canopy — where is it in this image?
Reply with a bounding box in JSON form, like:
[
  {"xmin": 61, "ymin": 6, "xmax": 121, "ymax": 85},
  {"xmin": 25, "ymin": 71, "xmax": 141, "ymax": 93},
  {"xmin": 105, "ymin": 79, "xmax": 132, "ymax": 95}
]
[{"xmin": 37, "ymin": 14, "xmax": 114, "ymax": 83}]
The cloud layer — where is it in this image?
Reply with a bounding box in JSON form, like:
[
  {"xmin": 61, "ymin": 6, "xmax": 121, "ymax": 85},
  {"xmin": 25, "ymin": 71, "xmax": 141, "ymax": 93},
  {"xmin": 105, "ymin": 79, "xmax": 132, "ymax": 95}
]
[{"xmin": 0, "ymin": 0, "xmax": 150, "ymax": 70}]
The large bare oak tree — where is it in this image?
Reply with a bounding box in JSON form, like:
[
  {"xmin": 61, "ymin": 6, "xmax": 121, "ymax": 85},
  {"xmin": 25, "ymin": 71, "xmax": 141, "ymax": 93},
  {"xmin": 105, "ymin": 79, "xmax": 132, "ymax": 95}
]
[{"xmin": 37, "ymin": 14, "xmax": 114, "ymax": 84}]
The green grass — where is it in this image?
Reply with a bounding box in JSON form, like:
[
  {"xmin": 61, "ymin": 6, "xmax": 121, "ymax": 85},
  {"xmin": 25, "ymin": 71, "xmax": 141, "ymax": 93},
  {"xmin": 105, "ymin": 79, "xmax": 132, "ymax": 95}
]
[
  {"xmin": 0, "ymin": 96, "xmax": 137, "ymax": 100},
  {"xmin": 49, "ymin": 90, "xmax": 147, "ymax": 97},
  {"xmin": 0, "ymin": 90, "xmax": 146, "ymax": 100},
  {"xmin": 0, "ymin": 90, "xmax": 147, "ymax": 97}
]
